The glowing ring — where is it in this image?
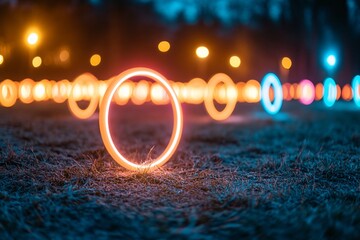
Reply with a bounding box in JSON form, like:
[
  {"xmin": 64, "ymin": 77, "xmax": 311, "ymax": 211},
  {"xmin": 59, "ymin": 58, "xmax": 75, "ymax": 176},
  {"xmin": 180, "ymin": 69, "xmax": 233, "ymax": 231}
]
[
  {"xmin": 0, "ymin": 79, "xmax": 18, "ymax": 107},
  {"xmin": 204, "ymin": 73, "xmax": 237, "ymax": 121},
  {"xmin": 352, "ymin": 75, "xmax": 360, "ymax": 107},
  {"xmin": 323, "ymin": 77, "xmax": 337, "ymax": 107},
  {"xmin": 68, "ymin": 73, "xmax": 99, "ymax": 119},
  {"xmin": 99, "ymin": 67, "xmax": 183, "ymax": 172},
  {"xmin": 261, "ymin": 73, "xmax": 283, "ymax": 114}
]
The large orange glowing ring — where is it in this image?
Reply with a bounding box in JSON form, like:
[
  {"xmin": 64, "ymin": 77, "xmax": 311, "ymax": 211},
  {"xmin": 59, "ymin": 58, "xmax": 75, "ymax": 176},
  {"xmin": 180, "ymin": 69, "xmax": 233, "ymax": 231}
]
[
  {"xmin": 68, "ymin": 73, "xmax": 99, "ymax": 119},
  {"xmin": 99, "ymin": 68, "xmax": 183, "ymax": 172},
  {"xmin": 204, "ymin": 73, "xmax": 237, "ymax": 121}
]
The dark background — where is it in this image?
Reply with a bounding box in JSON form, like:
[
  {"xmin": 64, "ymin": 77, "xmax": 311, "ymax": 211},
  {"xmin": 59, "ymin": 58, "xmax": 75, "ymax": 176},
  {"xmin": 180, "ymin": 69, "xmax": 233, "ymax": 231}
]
[{"xmin": 0, "ymin": 0, "xmax": 359, "ymax": 83}]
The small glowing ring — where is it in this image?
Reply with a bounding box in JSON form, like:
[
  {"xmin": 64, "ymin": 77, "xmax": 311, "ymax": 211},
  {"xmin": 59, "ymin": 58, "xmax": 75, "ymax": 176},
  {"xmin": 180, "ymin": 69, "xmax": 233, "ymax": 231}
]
[
  {"xmin": 323, "ymin": 77, "xmax": 337, "ymax": 107},
  {"xmin": 68, "ymin": 73, "xmax": 99, "ymax": 119},
  {"xmin": 0, "ymin": 79, "xmax": 18, "ymax": 107},
  {"xmin": 352, "ymin": 75, "xmax": 360, "ymax": 107},
  {"xmin": 261, "ymin": 73, "xmax": 283, "ymax": 114},
  {"xmin": 204, "ymin": 73, "xmax": 237, "ymax": 121},
  {"xmin": 99, "ymin": 67, "xmax": 183, "ymax": 172}
]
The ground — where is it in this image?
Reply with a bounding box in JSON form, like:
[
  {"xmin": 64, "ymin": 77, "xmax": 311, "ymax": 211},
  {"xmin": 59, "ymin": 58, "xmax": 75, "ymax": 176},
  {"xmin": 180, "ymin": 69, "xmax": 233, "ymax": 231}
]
[{"xmin": 0, "ymin": 101, "xmax": 359, "ymax": 239}]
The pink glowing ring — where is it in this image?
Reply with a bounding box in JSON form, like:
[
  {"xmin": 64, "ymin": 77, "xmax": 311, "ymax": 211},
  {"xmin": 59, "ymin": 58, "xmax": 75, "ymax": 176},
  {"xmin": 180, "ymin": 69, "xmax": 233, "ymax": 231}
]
[
  {"xmin": 99, "ymin": 67, "xmax": 183, "ymax": 172},
  {"xmin": 299, "ymin": 79, "xmax": 315, "ymax": 105}
]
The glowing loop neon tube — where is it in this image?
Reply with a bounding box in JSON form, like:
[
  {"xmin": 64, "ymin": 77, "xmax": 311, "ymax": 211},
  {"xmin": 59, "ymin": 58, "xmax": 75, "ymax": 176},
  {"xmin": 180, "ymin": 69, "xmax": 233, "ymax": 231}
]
[
  {"xmin": 204, "ymin": 73, "xmax": 237, "ymax": 121},
  {"xmin": 352, "ymin": 75, "xmax": 360, "ymax": 107},
  {"xmin": 68, "ymin": 73, "xmax": 99, "ymax": 119},
  {"xmin": 99, "ymin": 67, "xmax": 183, "ymax": 172},
  {"xmin": 323, "ymin": 77, "xmax": 337, "ymax": 108},
  {"xmin": 260, "ymin": 73, "xmax": 283, "ymax": 114}
]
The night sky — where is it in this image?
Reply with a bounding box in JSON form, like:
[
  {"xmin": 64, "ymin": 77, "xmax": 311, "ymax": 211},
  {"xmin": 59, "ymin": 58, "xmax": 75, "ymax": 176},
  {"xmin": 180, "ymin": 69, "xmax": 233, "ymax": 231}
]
[{"xmin": 0, "ymin": 0, "xmax": 359, "ymax": 83}]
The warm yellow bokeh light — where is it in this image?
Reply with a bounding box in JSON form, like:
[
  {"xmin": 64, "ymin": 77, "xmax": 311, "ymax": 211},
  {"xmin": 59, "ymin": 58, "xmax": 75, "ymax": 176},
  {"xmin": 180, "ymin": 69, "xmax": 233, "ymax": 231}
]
[
  {"xmin": 90, "ymin": 54, "xmax": 101, "ymax": 67},
  {"xmin": 196, "ymin": 46, "xmax": 209, "ymax": 59},
  {"xmin": 32, "ymin": 56, "xmax": 42, "ymax": 68},
  {"xmin": 59, "ymin": 49, "xmax": 70, "ymax": 62},
  {"xmin": 243, "ymin": 80, "xmax": 261, "ymax": 103},
  {"xmin": 315, "ymin": 83, "xmax": 323, "ymax": 100},
  {"xmin": 0, "ymin": 54, "xmax": 4, "ymax": 65},
  {"xmin": 27, "ymin": 32, "xmax": 39, "ymax": 46},
  {"xmin": 342, "ymin": 84, "xmax": 352, "ymax": 101},
  {"xmin": 229, "ymin": 56, "xmax": 241, "ymax": 68},
  {"xmin": 131, "ymin": 80, "xmax": 150, "ymax": 105},
  {"xmin": 0, "ymin": 80, "xmax": 18, "ymax": 107},
  {"xmin": 281, "ymin": 57, "xmax": 292, "ymax": 70},
  {"xmin": 158, "ymin": 41, "xmax": 170, "ymax": 53}
]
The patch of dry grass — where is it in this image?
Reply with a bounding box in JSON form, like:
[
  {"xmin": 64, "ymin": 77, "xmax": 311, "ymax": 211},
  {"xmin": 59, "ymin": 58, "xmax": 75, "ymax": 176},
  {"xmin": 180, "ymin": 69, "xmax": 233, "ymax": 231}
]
[{"xmin": 0, "ymin": 103, "xmax": 359, "ymax": 239}]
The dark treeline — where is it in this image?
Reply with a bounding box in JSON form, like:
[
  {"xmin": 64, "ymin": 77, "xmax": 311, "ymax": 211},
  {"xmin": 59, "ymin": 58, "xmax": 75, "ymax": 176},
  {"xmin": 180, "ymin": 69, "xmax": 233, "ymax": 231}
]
[{"xmin": 0, "ymin": 0, "xmax": 359, "ymax": 83}]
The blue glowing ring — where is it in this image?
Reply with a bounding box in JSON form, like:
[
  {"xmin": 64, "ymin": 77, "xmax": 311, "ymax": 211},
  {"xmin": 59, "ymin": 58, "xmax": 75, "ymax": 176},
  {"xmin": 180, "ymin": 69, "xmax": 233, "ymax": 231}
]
[
  {"xmin": 260, "ymin": 73, "xmax": 283, "ymax": 114},
  {"xmin": 352, "ymin": 75, "xmax": 360, "ymax": 107},
  {"xmin": 323, "ymin": 78, "xmax": 337, "ymax": 107}
]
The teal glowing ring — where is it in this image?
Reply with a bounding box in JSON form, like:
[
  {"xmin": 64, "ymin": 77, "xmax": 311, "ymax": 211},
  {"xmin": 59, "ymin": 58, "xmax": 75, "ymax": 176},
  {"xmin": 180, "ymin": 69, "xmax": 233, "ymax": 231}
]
[
  {"xmin": 323, "ymin": 77, "xmax": 337, "ymax": 107},
  {"xmin": 352, "ymin": 75, "xmax": 360, "ymax": 107},
  {"xmin": 261, "ymin": 73, "xmax": 283, "ymax": 114}
]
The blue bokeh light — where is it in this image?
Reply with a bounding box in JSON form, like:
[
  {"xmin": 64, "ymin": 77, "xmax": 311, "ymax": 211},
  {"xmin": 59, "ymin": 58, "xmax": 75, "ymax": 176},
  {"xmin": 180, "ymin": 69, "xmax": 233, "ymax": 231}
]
[
  {"xmin": 323, "ymin": 77, "xmax": 337, "ymax": 107},
  {"xmin": 326, "ymin": 55, "xmax": 336, "ymax": 67},
  {"xmin": 261, "ymin": 73, "xmax": 283, "ymax": 115}
]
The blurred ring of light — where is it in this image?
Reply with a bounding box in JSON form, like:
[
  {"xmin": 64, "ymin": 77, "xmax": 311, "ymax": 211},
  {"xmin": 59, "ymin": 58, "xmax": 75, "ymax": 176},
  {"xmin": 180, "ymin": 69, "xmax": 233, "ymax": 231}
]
[
  {"xmin": 99, "ymin": 67, "xmax": 183, "ymax": 172},
  {"xmin": 323, "ymin": 77, "xmax": 337, "ymax": 107},
  {"xmin": 0, "ymin": 79, "xmax": 18, "ymax": 107},
  {"xmin": 204, "ymin": 73, "xmax": 237, "ymax": 121},
  {"xmin": 352, "ymin": 75, "xmax": 360, "ymax": 107},
  {"xmin": 68, "ymin": 73, "xmax": 99, "ymax": 119},
  {"xmin": 260, "ymin": 73, "xmax": 283, "ymax": 114}
]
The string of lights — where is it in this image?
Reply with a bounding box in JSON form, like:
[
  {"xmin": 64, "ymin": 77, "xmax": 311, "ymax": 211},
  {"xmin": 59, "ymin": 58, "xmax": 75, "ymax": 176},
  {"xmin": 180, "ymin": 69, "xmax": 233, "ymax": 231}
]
[{"xmin": 0, "ymin": 69, "xmax": 359, "ymax": 121}]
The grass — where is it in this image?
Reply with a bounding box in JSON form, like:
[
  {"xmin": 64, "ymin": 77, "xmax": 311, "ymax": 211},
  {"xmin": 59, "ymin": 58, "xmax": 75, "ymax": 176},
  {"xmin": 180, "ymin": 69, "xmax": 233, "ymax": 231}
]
[{"xmin": 0, "ymin": 102, "xmax": 359, "ymax": 239}]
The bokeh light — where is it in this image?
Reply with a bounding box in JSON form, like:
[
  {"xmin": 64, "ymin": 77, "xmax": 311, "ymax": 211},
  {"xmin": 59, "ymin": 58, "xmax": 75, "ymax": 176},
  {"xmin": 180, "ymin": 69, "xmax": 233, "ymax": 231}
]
[
  {"xmin": 151, "ymin": 83, "xmax": 169, "ymax": 105},
  {"xmin": 131, "ymin": 80, "xmax": 150, "ymax": 105},
  {"xmin": 341, "ymin": 84, "xmax": 352, "ymax": 101},
  {"xmin": 0, "ymin": 80, "xmax": 17, "ymax": 107},
  {"xmin": 315, "ymin": 83, "xmax": 323, "ymax": 100},
  {"xmin": 298, "ymin": 79, "xmax": 315, "ymax": 105},
  {"xmin": 27, "ymin": 32, "xmax": 39, "ymax": 46},
  {"xmin": 90, "ymin": 54, "xmax": 101, "ymax": 67},
  {"xmin": 204, "ymin": 73, "xmax": 237, "ymax": 121},
  {"xmin": 0, "ymin": 54, "xmax": 4, "ymax": 65},
  {"xmin": 282, "ymin": 83, "xmax": 292, "ymax": 101},
  {"xmin": 229, "ymin": 56, "xmax": 241, "ymax": 68},
  {"xmin": 196, "ymin": 46, "xmax": 209, "ymax": 59},
  {"xmin": 326, "ymin": 54, "xmax": 336, "ymax": 67},
  {"xmin": 186, "ymin": 78, "xmax": 206, "ymax": 104},
  {"xmin": 158, "ymin": 41, "xmax": 170, "ymax": 53},
  {"xmin": 59, "ymin": 49, "xmax": 70, "ymax": 62},
  {"xmin": 32, "ymin": 56, "xmax": 42, "ymax": 68},
  {"xmin": 19, "ymin": 78, "xmax": 35, "ymax": 104},
  {"xmin": 281, "ymin": 57, "xmax": 292, "ymax": 70},
  {"xmin": 352, "ymin": 75, "xmax": 360, "ymax": 107},
  {"xmin": 243, "ymin": 80, "xmax": 260, "ymax": 103},
  {"xmin": 323, "ymin": 78, "xmax": 337, "ymax": 107},
  {"xmin": 114, "ymin": 81, "xmax": 134, "ymax": 105},
  {"xmin": 260, "ymin": 73, "xmax": 283, "ymax": 114}
]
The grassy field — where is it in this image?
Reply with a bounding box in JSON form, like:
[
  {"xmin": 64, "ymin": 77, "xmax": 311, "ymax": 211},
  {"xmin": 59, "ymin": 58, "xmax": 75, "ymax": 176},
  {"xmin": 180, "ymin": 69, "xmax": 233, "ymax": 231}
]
[{"xmin": 0, "ymin": 102, "xmax": 359, "ymax": 239}]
